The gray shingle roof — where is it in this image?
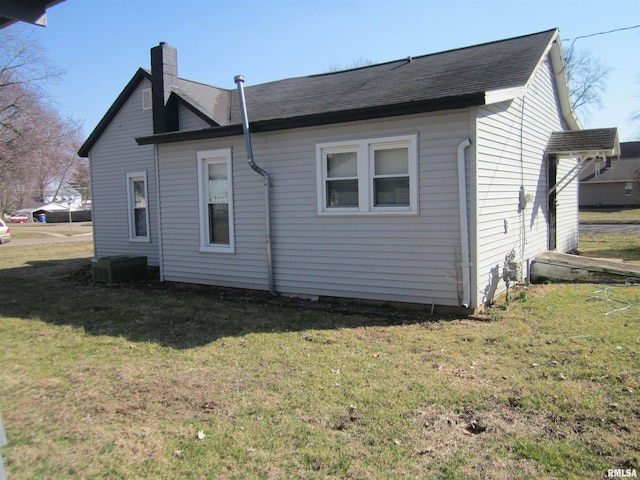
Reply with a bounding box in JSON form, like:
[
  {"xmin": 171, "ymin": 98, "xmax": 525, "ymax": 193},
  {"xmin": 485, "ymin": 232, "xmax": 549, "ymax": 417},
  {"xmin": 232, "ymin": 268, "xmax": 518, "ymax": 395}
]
[
  {"xmin": 173, "ymin": 77, "xmax": 231, "ymax": 126},
  {"xmin": 231, "ymin": 28, "xmax": 557, "ymax": 125},
  {"xmin": 580, "ymin": 142, "xmax": 640, "ymax": 183},
  {"xmin": 80, "ymin": 28, "xmax": 563, "ymax": 155},
  {"xmin": 546, "ymin": 128, "xmax": 619, "ymax": 155}
]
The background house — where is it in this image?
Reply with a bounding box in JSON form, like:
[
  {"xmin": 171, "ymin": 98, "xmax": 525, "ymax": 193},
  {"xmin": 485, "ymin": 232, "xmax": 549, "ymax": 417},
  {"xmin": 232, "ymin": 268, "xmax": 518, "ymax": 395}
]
[
  {"xmin": 580, "ymin": 141, "xmax": 640, "ymax": 208},
  {"xmin": 79, "ymin": 29, "xmax": 617, "ymax": 311},
  {"xmin": 42, "ymin": 186, "xmax": 83, "ymax": 208}
]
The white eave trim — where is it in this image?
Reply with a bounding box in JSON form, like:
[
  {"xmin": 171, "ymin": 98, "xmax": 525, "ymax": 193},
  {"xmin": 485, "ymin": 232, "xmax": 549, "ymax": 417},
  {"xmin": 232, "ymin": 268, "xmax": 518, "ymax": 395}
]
[
  {"xmin": 548, "ymin": 34, "xmax": 581, "ymax": 131},
  {"xmin": 484, "ymin": 86, "xmax": 526, "ymax": 105},
  {"xmin": 552, "ymin": 150, "xmax": 617, "ymax": 160}
]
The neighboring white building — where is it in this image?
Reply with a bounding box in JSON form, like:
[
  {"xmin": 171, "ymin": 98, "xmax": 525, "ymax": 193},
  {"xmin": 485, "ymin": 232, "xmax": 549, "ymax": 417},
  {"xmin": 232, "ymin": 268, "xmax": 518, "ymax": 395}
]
[
  {"xmin": 42, "ymin": 187, "xmax": 83, "ymax": 209},
  {"xmin": 79, "ymin": 29, "xmax": 619, "ymax": 311}
]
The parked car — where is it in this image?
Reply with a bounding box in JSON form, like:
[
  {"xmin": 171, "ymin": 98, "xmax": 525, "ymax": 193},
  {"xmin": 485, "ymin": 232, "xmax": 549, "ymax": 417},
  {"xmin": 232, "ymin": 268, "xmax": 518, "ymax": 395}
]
[
  {"xmin": 0, "ymin": 218, "xmax": 11, "ymax": 244},
  {"xmin": 10, "ymin": 213, "xmax": 30, "ymax": 223}
]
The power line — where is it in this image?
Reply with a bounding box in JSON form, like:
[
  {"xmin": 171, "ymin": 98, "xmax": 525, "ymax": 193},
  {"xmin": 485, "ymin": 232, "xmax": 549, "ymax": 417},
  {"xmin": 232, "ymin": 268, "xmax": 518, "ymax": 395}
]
[{"xmin": 565, "ymin": 24, "xmax": 640, "ymax": 50}]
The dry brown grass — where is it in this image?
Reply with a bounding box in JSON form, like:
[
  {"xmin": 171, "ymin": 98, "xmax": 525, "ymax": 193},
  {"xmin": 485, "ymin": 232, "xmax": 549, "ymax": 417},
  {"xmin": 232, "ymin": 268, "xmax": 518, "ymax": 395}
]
[{"xmin": 1, "ymin": 241, "xmax": 639, "ymax": 479}]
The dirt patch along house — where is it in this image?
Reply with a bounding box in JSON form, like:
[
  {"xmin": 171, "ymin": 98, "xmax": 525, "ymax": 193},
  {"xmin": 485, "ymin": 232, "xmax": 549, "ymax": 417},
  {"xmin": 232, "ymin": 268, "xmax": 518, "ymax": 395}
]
[{"xmin": 78, "ymin": 29, "xmax": 619, "ymax": 311}]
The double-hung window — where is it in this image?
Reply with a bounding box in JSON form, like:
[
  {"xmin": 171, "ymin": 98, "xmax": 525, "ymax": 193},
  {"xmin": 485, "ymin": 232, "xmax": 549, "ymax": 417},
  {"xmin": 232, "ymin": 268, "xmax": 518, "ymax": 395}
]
[
  {"xmin": 126, "ymin": 171, "xmax": 150, "ymax": 242},
  {"xmin": 325, "ymin": 148, "xmax": 359, "ymax": 209},
  {"xmin": 317, "ymin": 134, "xmax": 417, "ymax": 214},
  {"xmin": 197, "ymin": 148, "xmax": 235, "ymax": 253}
]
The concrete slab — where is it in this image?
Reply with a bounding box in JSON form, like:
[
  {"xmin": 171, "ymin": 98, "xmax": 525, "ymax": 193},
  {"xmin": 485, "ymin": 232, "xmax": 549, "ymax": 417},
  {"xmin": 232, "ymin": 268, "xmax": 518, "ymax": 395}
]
[{"xmin": 531, "ymin": 252, "xmax": 640, "ymax": 283}]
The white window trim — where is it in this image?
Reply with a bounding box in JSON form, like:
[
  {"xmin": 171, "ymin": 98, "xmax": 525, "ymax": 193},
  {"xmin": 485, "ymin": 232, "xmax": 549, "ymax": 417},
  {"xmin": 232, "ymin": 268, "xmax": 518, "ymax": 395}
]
[
  {"xmin": 316, "ymin": 134, "xmax": 418, "ymax": 215},
  {"xmin": 126, "ymin": 171, "xmax": 151, "ymax": 242},
  {"xmin": 197, "ymin": 148, "xmax": 235, "ymax": 253}
]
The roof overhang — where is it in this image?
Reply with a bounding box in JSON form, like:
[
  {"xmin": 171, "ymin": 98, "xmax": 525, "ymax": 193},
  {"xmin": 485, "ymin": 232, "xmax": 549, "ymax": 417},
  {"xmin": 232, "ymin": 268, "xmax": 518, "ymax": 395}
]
[
  {"xmin": 480, "ymin": 30, "xmax": 580, "ymax": 132},
  {"xmin": 546, "ymin": 128, "xmax": 620, "ymax": 160},
  {"xmin": 547, "ymin": 33, "xmax": 581, "ymax": 131},
  {"xmin": 136, "ymin": 92, "xmax": 486, "ymax": 146},
  {"xmin": 484, "ymin": 86, "xmax": 527, "ymax": 105},
  {"xmin": 0, "ymin": 0, "xmax": 64, "ymax": 28}
]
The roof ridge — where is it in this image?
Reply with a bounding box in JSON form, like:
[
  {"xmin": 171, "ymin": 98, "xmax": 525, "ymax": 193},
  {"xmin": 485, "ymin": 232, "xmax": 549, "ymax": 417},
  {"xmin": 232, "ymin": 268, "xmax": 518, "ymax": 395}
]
[
  {"xmin": 145, "ymin": 29, "xmax": 558, "ymax": 91},
  {"xmin": 295, "ymin": 28, "xmax": 559, "ymax": 81}
]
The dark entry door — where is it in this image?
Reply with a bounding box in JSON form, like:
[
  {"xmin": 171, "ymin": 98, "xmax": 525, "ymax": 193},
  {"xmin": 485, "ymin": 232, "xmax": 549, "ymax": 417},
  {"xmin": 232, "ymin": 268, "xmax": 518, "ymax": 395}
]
[{"xmin": 547, "ymin": 155, "xmax": 557, "ymax": 250}]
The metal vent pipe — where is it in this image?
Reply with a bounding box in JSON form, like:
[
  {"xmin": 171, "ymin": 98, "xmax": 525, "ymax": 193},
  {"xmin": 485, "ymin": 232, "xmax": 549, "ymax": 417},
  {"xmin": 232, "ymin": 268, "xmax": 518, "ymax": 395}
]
[{"xmin": 234, "ymin": 75, "xmax": 275, "ymax": 294}]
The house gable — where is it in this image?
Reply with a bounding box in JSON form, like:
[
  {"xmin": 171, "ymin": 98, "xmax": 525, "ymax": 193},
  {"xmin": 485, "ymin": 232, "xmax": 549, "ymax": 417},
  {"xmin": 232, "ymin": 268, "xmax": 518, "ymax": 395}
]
[{"xmin": 78, "ymin": 68, "xmax": 151, "ymax": 157}]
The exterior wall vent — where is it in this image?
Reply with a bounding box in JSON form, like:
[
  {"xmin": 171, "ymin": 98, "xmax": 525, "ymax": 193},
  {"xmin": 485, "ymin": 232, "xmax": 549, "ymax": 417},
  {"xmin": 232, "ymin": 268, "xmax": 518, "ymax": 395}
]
[
  {"xmin": 142, "ymin": 88, "xmax": 152, "ymax": 111},
  {"xmin": 92, "ymin": 255, "xmax": 147, "ymax": 283}
]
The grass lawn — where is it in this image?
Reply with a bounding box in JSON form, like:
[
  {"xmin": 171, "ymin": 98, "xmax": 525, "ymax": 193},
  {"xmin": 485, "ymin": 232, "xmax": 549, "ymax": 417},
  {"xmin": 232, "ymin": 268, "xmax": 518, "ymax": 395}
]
[
  {"xmin": 580, "ymin": 208, "xmax": 640, "ymax": 224},
  {"xmin": 579, "ymin": 233, "xmax": 640, "ymax": 265},
  {"xmin": 6, "ymin": 222, "xmax": 93, "ymax": 240},
  {"xmin": 0, "ymin": 240, "xmax": 639, "ymax": 479}
]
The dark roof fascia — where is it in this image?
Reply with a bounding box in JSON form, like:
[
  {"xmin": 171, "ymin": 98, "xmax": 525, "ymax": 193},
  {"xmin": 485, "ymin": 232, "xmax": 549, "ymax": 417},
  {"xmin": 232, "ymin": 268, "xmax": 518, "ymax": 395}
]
[
  {"xmin": 136, "ymin": 92, "xmax": 486, "ymax": 146},
  {"xmin": 78, "ymin": 68, "xmax": 151, "ymax": 157},
  {"xmin": 136, "ymin": 124, "xmax": 244, "ymax": 145}
]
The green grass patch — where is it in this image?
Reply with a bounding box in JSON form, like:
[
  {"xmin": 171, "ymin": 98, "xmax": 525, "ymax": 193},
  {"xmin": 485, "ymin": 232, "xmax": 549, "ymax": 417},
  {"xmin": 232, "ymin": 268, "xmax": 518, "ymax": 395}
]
[
  {"xmin": 578, "ymin": 233, "xmax": 640, "ymax": 264},
  {"xmin": 580, "ymin": 208, "xmax": 640, "ymax": 224},
  {"xmin": 1, "ymin": 241, "xmax": 639, "ymax": 479}
]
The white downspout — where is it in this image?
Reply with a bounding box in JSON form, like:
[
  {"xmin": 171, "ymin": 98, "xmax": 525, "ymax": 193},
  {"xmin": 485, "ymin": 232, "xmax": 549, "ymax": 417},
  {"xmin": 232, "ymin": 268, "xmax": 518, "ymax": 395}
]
[{"xmin": 457, "ymin": 139, "xmax": 472, "ymax": 308}]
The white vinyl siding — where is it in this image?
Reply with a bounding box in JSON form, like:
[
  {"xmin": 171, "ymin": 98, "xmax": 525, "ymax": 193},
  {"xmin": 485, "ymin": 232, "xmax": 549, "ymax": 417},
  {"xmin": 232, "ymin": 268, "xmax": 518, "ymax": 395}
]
[
  {"xmin": 178, "ymin": 104, "xmax": 211, "ymax": 131},
  {"xmin": 157, "ymin": 111, "xmax": 472, "ymax": 305},
  {"xmin": 475, "ymin": 56, "xmax": 568, "ymax": 305},
  {"xmin": 555, "ymin": 156, "xmax": 579, "ymax": 253},
  {"xmin": 89, "ymin": 79, "xmax": 159, "ymax": 265}
]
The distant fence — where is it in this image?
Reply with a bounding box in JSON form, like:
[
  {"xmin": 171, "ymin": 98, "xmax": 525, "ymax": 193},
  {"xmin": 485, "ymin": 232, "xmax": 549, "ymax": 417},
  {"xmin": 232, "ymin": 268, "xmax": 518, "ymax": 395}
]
[{"xmin": 35, "ymin": 210, "xmax": 92, "ymax": 223}]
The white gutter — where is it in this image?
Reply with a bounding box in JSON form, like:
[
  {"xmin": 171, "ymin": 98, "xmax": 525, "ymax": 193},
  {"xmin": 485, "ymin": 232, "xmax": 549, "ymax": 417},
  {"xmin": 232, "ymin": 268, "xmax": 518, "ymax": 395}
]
[
  {"xmin": 234, "ymin": 75, "xmax": 275, "ymax": 295},
  {"xmin": 457, "ymin": 139, "xmax": 472, "ymax": 308}
]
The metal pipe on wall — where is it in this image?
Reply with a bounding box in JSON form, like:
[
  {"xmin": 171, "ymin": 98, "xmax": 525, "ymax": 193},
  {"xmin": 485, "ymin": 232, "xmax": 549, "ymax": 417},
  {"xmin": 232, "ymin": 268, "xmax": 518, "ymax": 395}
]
[
  {"xmin": 457, "ymin": 138, "xmax": 472, "ymax": 308},
  {"xmin": 234, "ymin": 75, "xmax": 275, "ymax": 295}
]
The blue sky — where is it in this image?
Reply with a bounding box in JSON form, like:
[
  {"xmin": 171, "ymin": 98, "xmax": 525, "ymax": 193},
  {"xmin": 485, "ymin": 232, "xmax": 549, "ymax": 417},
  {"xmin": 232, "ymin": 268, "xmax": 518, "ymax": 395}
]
[{"xmin": 13, "ymin": 0, "xmax": 640, "ymax": 140}]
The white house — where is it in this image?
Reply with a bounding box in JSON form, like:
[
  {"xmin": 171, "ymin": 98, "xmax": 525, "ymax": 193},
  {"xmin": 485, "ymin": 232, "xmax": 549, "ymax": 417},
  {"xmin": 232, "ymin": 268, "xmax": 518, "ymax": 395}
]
[{"xmin": 78, "ymin": 29, "xmax": 619, "ymax": 311}]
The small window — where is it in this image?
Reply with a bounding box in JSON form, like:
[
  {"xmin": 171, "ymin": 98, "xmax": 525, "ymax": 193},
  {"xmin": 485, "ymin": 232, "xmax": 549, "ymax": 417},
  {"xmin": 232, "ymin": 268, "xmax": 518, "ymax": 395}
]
[
  {"xmin": 126, "ymin": 171, "xmax": 150, "ymax": 242},
  {"xmin": 625, "ymin": 182, "xmax": 633, "ymax": 196},
  {"xmin": 197, "ymin": 148, "xmax": 235, "ymax": 253},
  {"xmin": 326, "ymin": 150, "xmax": 359, "ymax": 208},
  {"xmin": 142, "ymin": 88, "xmax": 152, "ymax": 111},
  {"xmin": 317, "ymin": 134, "xmax": 417, "ymax": 214},
  {"xmin": 372, "ymin": 146, "xmax": 410, "ymax": 207}
]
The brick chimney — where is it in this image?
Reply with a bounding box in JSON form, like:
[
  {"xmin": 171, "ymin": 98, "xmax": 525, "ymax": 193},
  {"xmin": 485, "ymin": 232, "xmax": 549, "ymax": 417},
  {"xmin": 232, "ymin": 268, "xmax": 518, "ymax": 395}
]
[{"xmin": 150, "ymin": 42, "xmax": 178, "ymax": 134}]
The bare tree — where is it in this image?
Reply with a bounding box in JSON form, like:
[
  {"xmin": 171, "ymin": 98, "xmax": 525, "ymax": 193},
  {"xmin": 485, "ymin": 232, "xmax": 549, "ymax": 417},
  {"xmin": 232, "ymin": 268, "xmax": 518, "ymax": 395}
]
[
  {"xmin": 0, "ymin": 27, "xmax": 63, "ymax": 164},
  {"xmin": 69, "ymin": 157, "xmax": 91, "ymax": 203},
  {"xmin": 564, "ymin": 45, "xmax": 611, "ymax": 121},
  {"xmin": 0, "ymin": 26, "xmax": 82, "ymax": 215},
  {"xmin": 327, "ymin": 57, "xmax": 376, "ymax": 73}
]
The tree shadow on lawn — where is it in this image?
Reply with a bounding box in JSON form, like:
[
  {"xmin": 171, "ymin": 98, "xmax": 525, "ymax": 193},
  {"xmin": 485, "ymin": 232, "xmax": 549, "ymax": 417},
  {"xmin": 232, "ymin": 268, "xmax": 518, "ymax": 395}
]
[{"xmin": 0, "ymin": 259, "xmax": 448, "ymax": 350}]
